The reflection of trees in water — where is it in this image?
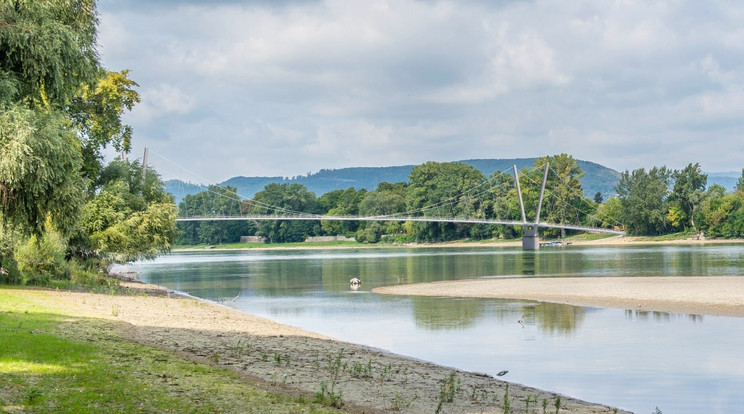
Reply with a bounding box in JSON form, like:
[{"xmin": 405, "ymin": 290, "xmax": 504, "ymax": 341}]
[
  {"xmin": 411, "ymin": 297, "xmax": 485, "ymax": 330},
  {"xmin": 624, "ymin": 309, "xmax": 703, "ymax": 323},
  {"xmin": 522, "ymin": 302, "xmax": 587, "ymax": 335},
  {"xmin": 410, "ymin": 297, "xmax": 588, "ymax": 334}
]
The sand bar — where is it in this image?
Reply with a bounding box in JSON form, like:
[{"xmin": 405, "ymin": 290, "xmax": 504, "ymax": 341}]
[{"xmin": 374, "ymin": 276, "xmax": 744, "ymax": 317}]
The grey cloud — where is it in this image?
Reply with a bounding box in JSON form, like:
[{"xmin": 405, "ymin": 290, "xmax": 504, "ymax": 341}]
[{"xmin": 99, "ymin": 0, "xmax": 744, "ymax": 181}]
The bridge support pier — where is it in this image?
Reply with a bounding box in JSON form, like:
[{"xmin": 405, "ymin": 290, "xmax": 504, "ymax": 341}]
[{"xmin": 522, "ymin": 226, "xmax": 539, "ymax": 250}]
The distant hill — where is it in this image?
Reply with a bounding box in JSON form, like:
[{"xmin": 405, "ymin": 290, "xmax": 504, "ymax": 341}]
[
  {"xmin": 165, "ymin": 158, "xmax": 623, "ymax": 205},
  {"xmin": 706, "ymin": 171, "xmax": 741, "ymax": 192}
]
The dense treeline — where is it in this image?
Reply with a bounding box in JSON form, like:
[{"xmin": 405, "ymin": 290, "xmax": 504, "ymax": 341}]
[
  {"xmin": 1, "ymin": 1, "xmax": 176, "ymax": 285},
  {"xmin": 179, "ymin": 157, "xmax": 744, "ymax": 245},
  {"xmin": 178, "ymin": 154, "xmax": 595, "ymax": 244},
  {"xmin": 610, "ymin": 164, "xmax": 744, "ymax": 237}
]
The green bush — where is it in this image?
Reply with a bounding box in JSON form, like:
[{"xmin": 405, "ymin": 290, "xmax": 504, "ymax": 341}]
[{"xmin": 14, "ymin": 230, "xmax": 69, "ymax": 285}]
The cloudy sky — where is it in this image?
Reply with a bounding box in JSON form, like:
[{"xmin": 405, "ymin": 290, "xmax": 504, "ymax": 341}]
[{"xmin": 97, "ymin": 0, "xmax": 744, "ymax": 183}]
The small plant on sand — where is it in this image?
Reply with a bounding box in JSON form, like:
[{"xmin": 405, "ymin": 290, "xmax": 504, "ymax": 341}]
[
  {"xmin": 349, "ymin": 360, "xmax": 372, "ymax": 379},
  {"xmin": 378, "ymin": 363, "xmax": 393, "ymax": 383},
  {"xmin": 261, "ymin": 353, "xmax": 269, "ymax": 362},
  {"xmin": 314, "ymin": 350, "xmax": 345, "ymax": 408},
  {"xmin": 211, "ymin": 353, "xmax": 220, "ymax": 363},
  {"xmin": 228, "ymin": 339, "xmax": 251, "ymax": 358},
  {"xmin": 387, "ymin": 392, "xmax": 418, "ymax": 411},
  {"xmin": 542, "ymin": 398, "xmax": 548, "ymax": 414},
  {"xmin": 525, "ymin": 394, "xmax": 539, "ymax": 413},
  {"xmin": 554, "ymin": 395, "xmax": 562, "ymax": 414},
  {"xmin": 503, "ymin": 384, "xmax": 511, "ymax": 414},
  {"xmin": 274, "ymin": 353, "xmax": 281, "ymax": 365},
  {"xmin": 435, "ymin": 371, "xmax": 460, "ymax": 414},
  {"xmin": 315, "ymin": 381, "xmax": 344, "ymax": 408}
]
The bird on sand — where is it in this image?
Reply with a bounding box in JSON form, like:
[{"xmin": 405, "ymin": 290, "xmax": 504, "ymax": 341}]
[
  {"xmin": 517, "ymin": 315, "xmax": 525, "ymax": 328},
  {"xmin": 497, "ymin": 370, "xmax": 509, "ymax": 376}
]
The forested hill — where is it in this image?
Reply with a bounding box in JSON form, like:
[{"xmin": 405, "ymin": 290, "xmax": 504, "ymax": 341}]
[{"xmin": 165, "ymin": 158, "xmax": 622, "ymax": 204}]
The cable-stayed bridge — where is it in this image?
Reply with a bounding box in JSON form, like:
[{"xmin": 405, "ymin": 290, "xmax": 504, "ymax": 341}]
[{"xmin": 154, "ymin": 150, "xmax": 627, "ymax": 250}]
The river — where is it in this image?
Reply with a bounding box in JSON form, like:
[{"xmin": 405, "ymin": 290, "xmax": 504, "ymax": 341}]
[{"xmin": 129, "ymin": 244, "xmax": 744, "ymax": 413}]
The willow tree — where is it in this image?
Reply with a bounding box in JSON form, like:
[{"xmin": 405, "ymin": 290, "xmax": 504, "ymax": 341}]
[
  {"xmin": 1, "ymin": 1, "xmax": 172, "ymax": 278},
  {"xmin": 0, "ymin": 0, "xmax": 99, "ymax": 235}
]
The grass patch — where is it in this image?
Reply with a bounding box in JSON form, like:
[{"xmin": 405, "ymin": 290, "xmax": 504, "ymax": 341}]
[
  {"xmin": 631, "ymin": 231, "xmax": 698, "ymax": 242},
  {"xmin": 562, "ymin": 233, "xmax": 619, "ymax": 242},
  {"xmin": 175, "ymin": 240, "xmax": 363, "ymax": 250},
  {"xmin": 0, "ymin": 289, "xmax": 339, "ymax": 414}
]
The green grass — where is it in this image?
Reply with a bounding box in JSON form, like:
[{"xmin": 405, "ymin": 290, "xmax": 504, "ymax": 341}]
[
  {"xmin": 562, "ymin": 232, "xmax": 619, "ymax": 242},
  {"xmin": 175, "ymin": 240, "xmax": 364, "ymax": 250},
  {"xmin": 0, "ymin": 289, "xmax": 340, "ymax": 413},
  {"xmin": 630, "ymin": 231, "xmax": 698, "ymax": 241}
]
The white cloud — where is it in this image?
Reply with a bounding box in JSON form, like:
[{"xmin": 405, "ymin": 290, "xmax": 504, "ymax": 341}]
[
  {"xmin": 97, "ymin": 0, "xmax": 744, "ymax": 180},
  {"xmin": 128, "ymin": 84, "xmax": 196, "ymax": 124}
]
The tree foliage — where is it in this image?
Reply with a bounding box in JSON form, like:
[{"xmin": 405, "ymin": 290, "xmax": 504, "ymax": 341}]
[
  {"xmin": 76, "ymin": 160, "xmax": 177, "ymax": 264},
  {"xmin": 736, "ymin": 169, "xmax": 744, "ymax": 193},
  {"xmin": 407, "ymin": 162, "xmax": 488, "ymax": 242},
  {"xmin": 669, "ymin": 163, "xmax": 707, "ymax": 231},
  {"xmin": 0, "ymin": 1, "xmax": 174, "ymax": 281},
  {"xmin": 177, "ymin": 185, "xmax": 251, "ymax": 245},
  {"xmin": 615, "ymin": 167, "xmax": 672, "ymax": 236},
  {"xmin": 250, "ymin": 183, "xmax": 320, "ymax": 243},
  {"xmin": 0, "ymin": 0, "xmax": 99, "ymax": 108},
  {"xmin": 0, "ymin": 107, "xmax": 85, "ymax": 236}
]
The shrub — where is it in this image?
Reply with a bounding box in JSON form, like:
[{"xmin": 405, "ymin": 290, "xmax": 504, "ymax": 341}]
[{"xmin": 14, "ymin": 230, "xmax": 69, "ymax": 285}]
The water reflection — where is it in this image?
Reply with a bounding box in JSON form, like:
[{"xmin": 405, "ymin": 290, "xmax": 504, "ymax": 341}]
[
  {"xmin": 131, "ymin": 245, "xmax": 744, "ymax": 414},
  {"xmin": 625, "ymin": 309, "xmax": 704, "ymax": 323},
  {"xmin": 411, "ymin": 297, "xmax": 486, "ymax": 330},
  {"xmin": 523, "ymin": 302, "xmax": 587, "ymax": 334}
]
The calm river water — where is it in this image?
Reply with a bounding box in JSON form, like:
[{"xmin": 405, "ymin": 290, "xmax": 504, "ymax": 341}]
[{"xmin": 130, "ymin": 244, "xmax": 744, "ymax": 414}]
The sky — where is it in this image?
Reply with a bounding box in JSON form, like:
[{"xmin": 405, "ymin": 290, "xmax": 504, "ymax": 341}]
[{"xmin": 97, "ymin": 0, "xmax": 744, "ymax": 183}]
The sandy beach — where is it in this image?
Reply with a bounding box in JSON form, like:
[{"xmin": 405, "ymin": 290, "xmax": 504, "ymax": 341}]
[
  {"xmin": 373, "ymin": 276, "xmax": 744, "ymax": 317},
  {"xmin": 13, "ymin": 282, "xmax": 628, "ymax": 414}
]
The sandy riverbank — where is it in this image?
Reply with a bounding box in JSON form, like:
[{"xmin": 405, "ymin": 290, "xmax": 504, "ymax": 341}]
[
  {"xmin": 17, "ymin": 282, "xmax": 627, "ymax": 414},
  {"xmin": 374, "ymin": 276, "xmax": 744, "ymax": 318}
]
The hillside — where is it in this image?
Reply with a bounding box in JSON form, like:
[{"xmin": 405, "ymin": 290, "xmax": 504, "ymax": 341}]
[{"xmin": 165, "ymin": 158, "xmax": 623, "ymax": 204}]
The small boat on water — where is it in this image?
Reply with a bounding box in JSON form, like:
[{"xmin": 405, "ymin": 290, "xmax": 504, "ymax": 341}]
[{"xmin": 539, "ymin": 240, "xmax": 571, "ymax": 247}]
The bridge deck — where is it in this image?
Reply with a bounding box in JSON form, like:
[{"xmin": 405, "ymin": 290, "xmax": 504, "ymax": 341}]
[{"xmin": 176, "ymin": 215, "xmax": 626, "ymax": 235}]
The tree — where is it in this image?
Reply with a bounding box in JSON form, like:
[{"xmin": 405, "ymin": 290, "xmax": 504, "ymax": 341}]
[
  {"xmin": 616, "ymin": 167, "xmax": 672, "ymax": 235},
  {"xmin": 521, "ymin": 154, "xmax": 587, "ymax": 237},
  {"xmin": 594, "ymin": 192, "xmax": 603, "ymax": 204},
  {"xmin": 75, "ymin": 159, "xmax": 177, "ymax": 264},
  {"xmin": 250, "ymin": 183, "xmax": 320, "ymax": 243},
  {"xmin": 596, "ymin": 197, "xmax": 622, "ymax": 228},
  {"xmin": 357, "ymin": 182, "xmax": 408, "ymax": 240},
  {"xmin": 486, "ymin": 170, "xmax": 520, "ymax": 239},
  {"xmin": 0, "ymin": 107, "xmax": 86, "ymax": 236},
  {"xmin": 669, "ymin": 163, "xmax": 707, "ymax": 231},
  {"xmin": 177, "ymin": 185, "xmax": 250, "ymax": 245},
  {"xmin": 318, "ymin": 187, "xmax": 366, "ymax": 236},
  {"xmin": 69, "ymin": 69, "xmax": 140, "ymax": 185},
  {"xmin": 696, "ymin": 184, "xmax": 744, "ymax": 238},
  {"xmin": 736, "ymin": 169, "xmax": 744, "ymax": 193},
  {"xmin": 406, "ymin": 162, "xmax": 487, "ymax": 242},
  {"xmin": 0, "ymin": 0, "xmax": 99, "ymax": 108}
]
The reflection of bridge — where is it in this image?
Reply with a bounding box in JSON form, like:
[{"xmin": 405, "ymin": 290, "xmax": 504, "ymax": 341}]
[{"xmin": 173, "ymin": 163, "xmax": 626, "ymax": 250}]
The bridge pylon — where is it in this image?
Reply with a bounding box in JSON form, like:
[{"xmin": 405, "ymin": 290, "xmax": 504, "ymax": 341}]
[{"xmin": 513, "ymin": 162, "xmax": 549, "ymax": 251}]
